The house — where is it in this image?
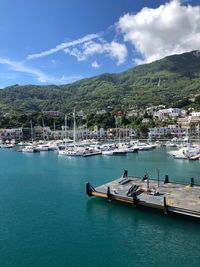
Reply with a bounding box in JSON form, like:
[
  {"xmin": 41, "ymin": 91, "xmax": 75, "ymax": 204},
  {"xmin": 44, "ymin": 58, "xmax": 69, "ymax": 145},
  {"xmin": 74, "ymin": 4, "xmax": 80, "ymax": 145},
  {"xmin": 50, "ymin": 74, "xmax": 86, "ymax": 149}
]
[
  {"xmin": 142, "ymin": 118, "xmax": 150, "ymax": 124},
  {"xmin": 96, "ymin": 110, "xmax": 107, "ymax": 115},
  {"xmin": 127, "ymin": 110, "xmax": 138, "ymax": 117},
  {"xmin": 77, "ymin": 110, "xmax": 85, "ymax": 117},
  {"xmin": 4, "ymin": 128, "xmax": 23, "ymax": 140},
  {"xmin": 43, "ymin": 111, "xmax": 64, "ymax": 117},
  {"xmin": 34, "ymin": 126, "xmax": 51, "ymax": 140},
  {"xmin": 148, "ymin": 125, "xmax": 186, "ymax": 138},
  {"xmin": 153, "ymin": 108, "xmax": 183, "ymax": 120}
]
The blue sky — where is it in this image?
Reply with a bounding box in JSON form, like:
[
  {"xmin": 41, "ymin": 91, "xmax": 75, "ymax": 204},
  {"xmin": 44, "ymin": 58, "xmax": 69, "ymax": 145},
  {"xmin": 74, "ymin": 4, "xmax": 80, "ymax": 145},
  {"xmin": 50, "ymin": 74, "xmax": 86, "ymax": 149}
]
[{"xmin": 0, "ymin": 0, "xmax": 200, "ymax": 88}]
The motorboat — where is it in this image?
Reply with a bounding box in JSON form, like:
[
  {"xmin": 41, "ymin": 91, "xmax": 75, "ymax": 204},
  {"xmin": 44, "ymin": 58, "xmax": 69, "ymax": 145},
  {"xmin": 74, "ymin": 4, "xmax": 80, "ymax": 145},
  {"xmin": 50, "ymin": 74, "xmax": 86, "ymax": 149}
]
[{"xmin": 21, "ymin": 145, "xmax": 36, "ymax": 153}]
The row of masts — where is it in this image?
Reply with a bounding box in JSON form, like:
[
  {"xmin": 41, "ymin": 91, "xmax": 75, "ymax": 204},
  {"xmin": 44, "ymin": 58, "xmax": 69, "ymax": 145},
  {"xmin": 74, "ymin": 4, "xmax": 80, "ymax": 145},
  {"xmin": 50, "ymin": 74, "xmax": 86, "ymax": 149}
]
[{"xmin": 30, "ymin": 109, "xmax": 77, "ymax": 143}]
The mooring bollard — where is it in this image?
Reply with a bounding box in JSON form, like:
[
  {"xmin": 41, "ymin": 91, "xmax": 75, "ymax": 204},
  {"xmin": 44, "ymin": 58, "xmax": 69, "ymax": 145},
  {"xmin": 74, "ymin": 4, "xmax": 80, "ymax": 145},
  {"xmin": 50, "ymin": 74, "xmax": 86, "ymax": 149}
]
[
  {"xmin": 107, "ymin": 186, "xmax": 112, "ymax": 201},
  {"xmin": 164, "ymin": 175, "xmax": 169, "ymax": 184},
  {"xmin": 133, "ymin": 192, "xmax": 137, "ymax": 207},
  {"xmin": 163, "ymin": 197, "xmax": 168, "ymax": 214},
  {"xmin": 190, "ymin": 178, "xmax": 194, "ymax": 187},
  {"xmin": 86, "ymin": 182, "xmax": 93, "ymax": 196}
]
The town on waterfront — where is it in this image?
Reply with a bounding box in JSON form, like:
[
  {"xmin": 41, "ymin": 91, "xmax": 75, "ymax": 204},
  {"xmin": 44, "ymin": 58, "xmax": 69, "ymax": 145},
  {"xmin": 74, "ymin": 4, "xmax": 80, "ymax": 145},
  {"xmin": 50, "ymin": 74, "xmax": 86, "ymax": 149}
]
[
  {"xmin": 1, "ymin": 106, "xmax": 200, "ymax": 159},
  {"xmin": 1, "ymin": 107, "xmax": 200, "ymax": 141}
]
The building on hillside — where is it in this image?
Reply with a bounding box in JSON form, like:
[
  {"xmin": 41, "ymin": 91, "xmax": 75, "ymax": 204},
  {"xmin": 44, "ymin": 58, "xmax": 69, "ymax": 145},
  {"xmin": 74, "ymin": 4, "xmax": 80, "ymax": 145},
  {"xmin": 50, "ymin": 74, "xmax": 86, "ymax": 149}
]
[
  {"xmin": 142, "ymin": 118, "xmax": 150, "ymax": 124},
  {"xmin": 153, "ymin": 108, "xmax": 185, "ymax": 120},
  {"xmin": 2, "ymin": 128, "xmax": 23, "ymax": 141},
  {"xmin": 148, "ymin": 125, "xmax": 187, "ymax": 138},
  {"xmin": 177, "ymin": 114, "xmax": 200, "ymax": 126},
  {"xmin": 127, "ymin": 110, "xmax": 138, "ymax": 117},
  {"xmin": 77, "ymin": 110, "xmax": 85, "ymax": 117},
  {"xmin": 191, "ymin": 112, "xmax": 200, "ymax": 117},
  {"xmin": 34, "ymin": 126, "xmax": 51, "ymax": 140},
  {"xmin": 22, "ymin": 128, "xmax": 32, "ymax": 140},
  {"xmin": 96, "ymin": 110, "xmax": 107, "ymax": 115},
  {"xmin": 106, "ymin": 127, "xmax": 136, "ymax": 139},
  {"xmin": 50, "ymin": 130, "xmax": 63, "ymax": 140},
  {"xmin": 190, "ymin": 116, "xmax": 200, "ymax": 124},
  {"xmin": 177, "ymin": 117, "xmax": 190, "ymax": 126}
]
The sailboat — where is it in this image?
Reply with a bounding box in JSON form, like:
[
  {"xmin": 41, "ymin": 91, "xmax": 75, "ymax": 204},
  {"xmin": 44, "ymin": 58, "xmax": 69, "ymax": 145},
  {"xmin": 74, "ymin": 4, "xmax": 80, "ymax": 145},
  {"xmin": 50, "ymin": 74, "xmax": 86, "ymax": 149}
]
[
  {"xmin": 21, "ymin": 120, "xmax": 36, "ymax": 153},
  {"xmin": 58, "ymin": 115, "xmax": 69, "ymax": 155}
]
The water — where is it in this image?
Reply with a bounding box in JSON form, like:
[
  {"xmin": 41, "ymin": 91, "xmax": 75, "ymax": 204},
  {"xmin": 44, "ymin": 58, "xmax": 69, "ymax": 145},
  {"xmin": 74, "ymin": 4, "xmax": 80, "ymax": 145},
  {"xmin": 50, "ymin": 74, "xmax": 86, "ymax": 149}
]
[{"xmin": 0, "ymin": 148, "xmax": 200, "ymax": 267}]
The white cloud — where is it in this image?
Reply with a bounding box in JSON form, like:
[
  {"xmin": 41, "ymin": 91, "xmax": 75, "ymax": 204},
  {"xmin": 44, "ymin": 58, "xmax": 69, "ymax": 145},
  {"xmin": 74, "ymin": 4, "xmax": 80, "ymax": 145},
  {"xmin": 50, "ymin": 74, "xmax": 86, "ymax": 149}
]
[
  {"xmin": 0, "ymin": 57, "xmax": 82, "ymax": 84},
  {"xmin": 0, "ymin": 57, "xmax": 50, "ymax": 82},
  {"xmin": 64, "ymin": 39, "xmax": 128, "ymax": 65},
  {"xmin": 27, "ymin": 34, "xmax": 99, "ymax": 60},
  {"xmin": 27, "ymin": 30, "xmax": 127, "ymax": 65},
  {"xmin": 117, "ymin": 0, "xmax": 200, "ymax": 63},
  {"xmin": 108, "ymin": 41, "xmax": 128, "ymax": 65},
  {"xmin": 91, "ymin": 61, "xmax": 101, "ymax": 68}
]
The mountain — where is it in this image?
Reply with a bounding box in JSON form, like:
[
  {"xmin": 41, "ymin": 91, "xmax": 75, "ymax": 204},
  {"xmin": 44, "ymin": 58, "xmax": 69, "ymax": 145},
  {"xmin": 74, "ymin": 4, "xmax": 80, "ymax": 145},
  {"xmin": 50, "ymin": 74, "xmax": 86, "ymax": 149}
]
[{"xmin": 1, "ymin": 50, "xmax": 200, "ymax": 114}]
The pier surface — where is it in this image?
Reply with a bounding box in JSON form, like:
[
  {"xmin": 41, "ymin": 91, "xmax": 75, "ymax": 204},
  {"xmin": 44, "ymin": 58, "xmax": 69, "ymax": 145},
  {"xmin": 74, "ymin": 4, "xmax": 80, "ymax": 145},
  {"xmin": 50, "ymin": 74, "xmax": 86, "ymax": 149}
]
[{"xmin": 87, "ymin": 176, "xmax": 200, "ymax": 219}]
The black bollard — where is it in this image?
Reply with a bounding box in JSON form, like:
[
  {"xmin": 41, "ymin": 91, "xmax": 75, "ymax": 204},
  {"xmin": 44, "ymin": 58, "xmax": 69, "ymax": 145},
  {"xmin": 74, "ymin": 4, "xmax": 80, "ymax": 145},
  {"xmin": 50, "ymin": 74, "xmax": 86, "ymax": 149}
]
[
  {"xmin": 142, "ymin": 173, "xmax": 148, "ymax": 181},
  {"xmin": 86, "ymin": 182, "xmax": 93, "ymax": 196},
  {"xmin": 123, "ymin": 169, "xmax": 128, "ymax": 177},
  {"xmin": 190, "ymin": 178, "xmax": 194, "ymax": 187},
  {"xmin": 163, "ymin": 197, "xmax": 168, "ymax": 214},
  {"xmin": 164, "ymin": 175, "xmax": 169, "ymax": 184},
  {"xmin": 107, "ymin": 186, "xmax": 112, "ymax": 200},
  {"xmin": 133, "ymin": 192, "xmax": 137, "ymax": 207}
]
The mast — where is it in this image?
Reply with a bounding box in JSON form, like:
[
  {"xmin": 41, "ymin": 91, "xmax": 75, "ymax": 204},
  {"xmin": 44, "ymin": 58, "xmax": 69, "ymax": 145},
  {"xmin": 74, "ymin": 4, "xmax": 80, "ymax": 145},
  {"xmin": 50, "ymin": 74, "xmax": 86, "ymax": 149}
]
[
  {"xmin": 64, "ymin": 115, "xmax": 67, "ymax": 148},
  {"xmin": 30, "ymin": 120, "xmax": 33, "ymax": 143},
  {"xmin": 73, "ymin": 109, "xmax": 76, "ymax": 143},
  {"xmin": 42, "ymin": 117, "xmax": 45, "ymax": 140},
  {"xmin": 115, "ymin": 116, "xmax": 117, "ymax": 142},
  {"xmin": 86, "ymin": 123, "xmax": 88, "ymax": 141},
  {"xmin": 53, "ymin": 120, "xmax": 56, "ymax": 140}
]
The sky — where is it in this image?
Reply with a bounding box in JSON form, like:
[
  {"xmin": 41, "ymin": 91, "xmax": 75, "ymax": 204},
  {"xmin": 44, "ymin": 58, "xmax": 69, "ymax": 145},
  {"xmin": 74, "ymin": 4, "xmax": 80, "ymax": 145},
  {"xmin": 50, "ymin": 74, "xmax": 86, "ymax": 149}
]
[{"xmin": 0, "ymin": 0, "xmax": 200, "ymax": 88}]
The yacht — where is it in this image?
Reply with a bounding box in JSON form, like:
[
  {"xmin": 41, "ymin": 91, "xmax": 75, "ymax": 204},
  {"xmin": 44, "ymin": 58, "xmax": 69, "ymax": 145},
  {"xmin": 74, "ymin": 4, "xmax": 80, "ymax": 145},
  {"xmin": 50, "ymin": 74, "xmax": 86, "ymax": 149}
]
[{"xmin": 21, "ymin": 145, "xmax": 36, "ymax": 153}]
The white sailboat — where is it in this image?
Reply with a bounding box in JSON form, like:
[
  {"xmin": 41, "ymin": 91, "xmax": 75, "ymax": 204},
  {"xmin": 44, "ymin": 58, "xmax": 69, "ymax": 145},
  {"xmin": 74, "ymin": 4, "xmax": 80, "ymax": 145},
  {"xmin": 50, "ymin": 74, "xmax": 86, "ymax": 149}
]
[
  {"xmin": 58, "ymin": 115, "xmax": 68, "ymax": 155},
  {"xmin": 22, "ymin": 120, "xmax": 36, "ymax": 153}
]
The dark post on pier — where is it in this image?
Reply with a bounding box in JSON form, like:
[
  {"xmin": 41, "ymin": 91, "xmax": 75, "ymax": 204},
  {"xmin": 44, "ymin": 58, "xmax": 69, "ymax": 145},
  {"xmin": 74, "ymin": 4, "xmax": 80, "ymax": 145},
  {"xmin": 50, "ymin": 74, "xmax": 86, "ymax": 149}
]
[{"xmin": 147, "ymin": 174, "xmax": 150, "ymax": 191}]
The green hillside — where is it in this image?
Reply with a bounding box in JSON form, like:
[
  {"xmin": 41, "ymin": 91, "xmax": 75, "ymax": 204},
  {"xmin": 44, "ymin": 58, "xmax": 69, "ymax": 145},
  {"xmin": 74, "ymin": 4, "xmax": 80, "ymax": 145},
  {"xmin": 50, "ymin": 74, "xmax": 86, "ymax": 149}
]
[{"xmin": 1, "ymin": 50, "xmax": 200, "ymax": 114}]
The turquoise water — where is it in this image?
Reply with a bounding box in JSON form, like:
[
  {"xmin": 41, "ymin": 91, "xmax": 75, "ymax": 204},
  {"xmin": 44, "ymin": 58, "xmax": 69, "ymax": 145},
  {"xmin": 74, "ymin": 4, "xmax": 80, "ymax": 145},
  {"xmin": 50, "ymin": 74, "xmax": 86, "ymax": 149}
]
[{"xmin": 0, "ymin": 148, "xmax": 200, "ymax": 267}]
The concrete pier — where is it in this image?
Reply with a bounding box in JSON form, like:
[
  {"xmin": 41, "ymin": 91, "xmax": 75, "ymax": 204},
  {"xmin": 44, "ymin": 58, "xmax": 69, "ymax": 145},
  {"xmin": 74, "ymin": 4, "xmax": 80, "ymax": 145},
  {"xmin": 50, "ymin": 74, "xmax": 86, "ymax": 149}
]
[{"xmin": 86, "ymin": 176, "xmax": 200, "ymax": 219}]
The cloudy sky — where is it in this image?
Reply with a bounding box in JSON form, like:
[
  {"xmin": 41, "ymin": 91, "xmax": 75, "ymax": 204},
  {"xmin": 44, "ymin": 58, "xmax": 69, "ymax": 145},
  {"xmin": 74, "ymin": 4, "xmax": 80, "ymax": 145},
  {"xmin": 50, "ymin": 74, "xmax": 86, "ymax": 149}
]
[{"xmin": 0, "ymin": 0, "xmax": 200, "ymax": 87}]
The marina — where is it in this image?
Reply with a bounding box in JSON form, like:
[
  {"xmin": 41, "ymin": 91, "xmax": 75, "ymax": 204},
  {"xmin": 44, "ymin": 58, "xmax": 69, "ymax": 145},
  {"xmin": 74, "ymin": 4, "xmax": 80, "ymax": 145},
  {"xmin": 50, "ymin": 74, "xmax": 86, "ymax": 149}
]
[
  {"xmin": 2, "ymin": 0, "xmax": 200, "ymax": 266},
  {"xmin": 0, "ymin": 146, "xmax": 200, "ymax": 266}
]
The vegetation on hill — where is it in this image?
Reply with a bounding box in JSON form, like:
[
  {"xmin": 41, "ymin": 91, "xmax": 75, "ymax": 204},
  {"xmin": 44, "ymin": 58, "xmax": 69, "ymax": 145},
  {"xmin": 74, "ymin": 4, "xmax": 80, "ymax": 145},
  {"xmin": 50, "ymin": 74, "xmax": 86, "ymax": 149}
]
[{"xmin": 0, "ymin": 50, "xmax": 200, "ymax": 117}]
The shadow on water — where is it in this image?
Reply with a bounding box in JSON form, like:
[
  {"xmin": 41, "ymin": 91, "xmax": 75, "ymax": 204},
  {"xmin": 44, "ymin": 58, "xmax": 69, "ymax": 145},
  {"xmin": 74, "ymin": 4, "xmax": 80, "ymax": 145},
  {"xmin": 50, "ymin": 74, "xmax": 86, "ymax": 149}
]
[{"xmin": 86, "ymin": 197, "xmax": 200, "ymax": 226}]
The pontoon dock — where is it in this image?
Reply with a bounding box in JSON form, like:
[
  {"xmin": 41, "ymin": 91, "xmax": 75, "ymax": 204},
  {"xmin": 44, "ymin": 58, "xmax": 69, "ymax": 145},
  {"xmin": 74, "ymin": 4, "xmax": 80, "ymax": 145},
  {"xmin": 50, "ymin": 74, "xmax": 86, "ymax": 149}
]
[{"xmin": 86, "ymin": 175, "xmax": 200, "ymax": 219}]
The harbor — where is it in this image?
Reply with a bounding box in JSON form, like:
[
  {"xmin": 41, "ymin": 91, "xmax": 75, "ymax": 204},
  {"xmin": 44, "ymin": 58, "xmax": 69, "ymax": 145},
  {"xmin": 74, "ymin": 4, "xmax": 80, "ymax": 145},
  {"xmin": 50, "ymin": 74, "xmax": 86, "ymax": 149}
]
[
  {"xmin": 86, "ymin": 175, "xmax": 200, "ymax": 219},
  {"xmin": 0, "ymin": 145, "xmax": 200, "ymax": 266}
]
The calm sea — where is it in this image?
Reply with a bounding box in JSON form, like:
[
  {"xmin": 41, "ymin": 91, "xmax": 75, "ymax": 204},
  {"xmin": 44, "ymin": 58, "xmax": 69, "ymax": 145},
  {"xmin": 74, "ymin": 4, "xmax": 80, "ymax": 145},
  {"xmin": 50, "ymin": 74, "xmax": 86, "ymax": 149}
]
[{"xmin": 0, "ymin": 148, "xmax": 200, "ymax": 267}]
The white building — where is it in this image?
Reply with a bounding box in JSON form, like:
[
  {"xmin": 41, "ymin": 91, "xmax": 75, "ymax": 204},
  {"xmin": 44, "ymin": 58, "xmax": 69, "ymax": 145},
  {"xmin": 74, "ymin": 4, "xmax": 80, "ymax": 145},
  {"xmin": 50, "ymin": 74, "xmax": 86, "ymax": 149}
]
[
  {"xmin": 191, "ymin": 112, "xmax": 200, "ymax": 117},
  {"xmin": 96, "ymin": 110, "xmax": 107, "ymax": 115},
  {"xmin": 148, "ymin": 125, "xmax": 186, "ymax": 138},
  {"xmin": 153, "ymin": 108, "xmax": 184, "ymax": 120},
  {"xmin": 1, "ymin": 128, "xmax": 23, "ymax": 141}
]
